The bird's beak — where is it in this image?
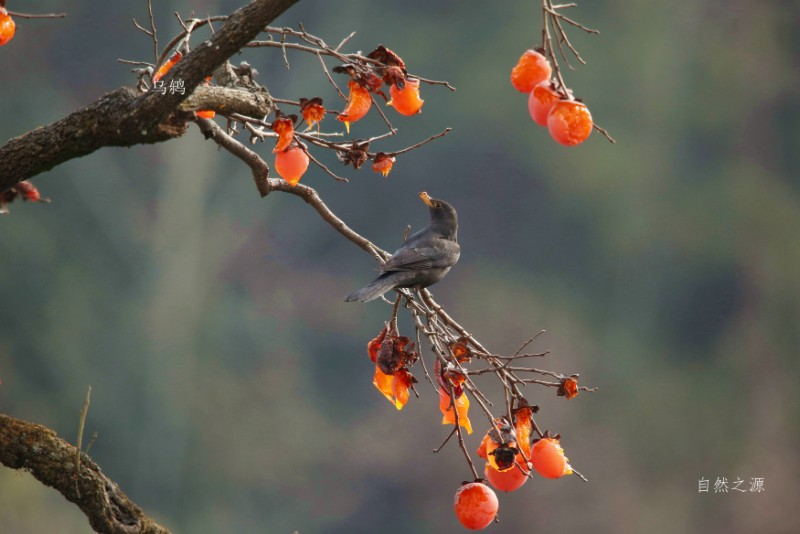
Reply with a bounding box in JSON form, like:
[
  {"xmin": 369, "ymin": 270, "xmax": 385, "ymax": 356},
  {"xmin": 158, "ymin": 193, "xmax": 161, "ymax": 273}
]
[{"xmin": 419, "ymin": 191, "xmax": 434, "ymax": 207}]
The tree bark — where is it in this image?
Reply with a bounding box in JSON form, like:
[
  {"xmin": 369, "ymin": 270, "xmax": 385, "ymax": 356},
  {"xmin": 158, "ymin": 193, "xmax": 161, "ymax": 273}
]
[{"xmin": 0, "ymin": 414, "xmax": 170, "ymax": 534}]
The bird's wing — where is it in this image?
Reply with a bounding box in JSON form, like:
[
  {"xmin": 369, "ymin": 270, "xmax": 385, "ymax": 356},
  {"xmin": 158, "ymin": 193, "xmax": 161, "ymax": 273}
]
[{"xmin": 380, "ymin": 239, "xmax": 460, "ymax": 272}]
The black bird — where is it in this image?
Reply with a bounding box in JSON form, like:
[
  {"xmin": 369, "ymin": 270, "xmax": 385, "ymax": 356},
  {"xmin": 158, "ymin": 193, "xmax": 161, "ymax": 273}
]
[{"xmin": 345, "ymin": 192, "xmax": 460, "ymax": 302}]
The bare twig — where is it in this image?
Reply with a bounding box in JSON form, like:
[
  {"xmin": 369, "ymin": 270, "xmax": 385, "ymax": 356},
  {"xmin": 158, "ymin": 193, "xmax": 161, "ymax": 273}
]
[
  {"xmin": 195, "ymin": 118, "xmax": 271, "ymax": 197},
  {"xmin": 433, "ymin": 427, "xmax": 457, "ymax": 453},
  {"xmin": 305, "ymin": 148, "xmax": 349, "ymax": 183},
  {"xmin": 384, "ymin": 128, "xmax": 452, "ymax": 157},
  {"xmin": 147, "ymin": 0, "xmax": 158, "ymax": 63},
  {"xmin": 75, "ymin": 386, "xmax": 92, "ymax": 475},
  {"xmin": 539, "ymin": 0, "xmax": 614, "ymax": 143},
  {"xmin": 6, "ymin": 11, "xmax": 67, "ymax": 19},
  {"xmin": 448, "ymin": 387, "xmax": 479, "ymax": 480}
]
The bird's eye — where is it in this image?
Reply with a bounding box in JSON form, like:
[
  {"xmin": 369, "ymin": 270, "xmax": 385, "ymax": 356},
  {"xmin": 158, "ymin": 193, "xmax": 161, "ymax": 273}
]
[{"xmin": 434, "ymin": 201, "xmax": 442, "ymax": 208}]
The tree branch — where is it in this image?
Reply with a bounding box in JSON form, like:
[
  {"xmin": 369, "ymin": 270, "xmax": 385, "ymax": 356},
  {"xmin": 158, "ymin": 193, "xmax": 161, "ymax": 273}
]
[
  {"xmin": 178, "ymin": 85, "xmax": 274, "ymax": 117},
  {"xmin": 0, "ymin": 414, "xmax": 170, "ymax": 534},
  {"xmin": 0, "ymin": 0, "xmax": 298, "ymax": 191},
  {"xmin": 195, "ymin": 118, "xmax": 271, "ymax": 197}
]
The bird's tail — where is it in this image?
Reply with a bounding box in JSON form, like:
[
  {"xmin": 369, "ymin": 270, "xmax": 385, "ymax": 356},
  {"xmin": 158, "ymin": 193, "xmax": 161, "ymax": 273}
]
[{"xmin": 345, "ymin": 272, "xmax": 402, "ymax": 302}]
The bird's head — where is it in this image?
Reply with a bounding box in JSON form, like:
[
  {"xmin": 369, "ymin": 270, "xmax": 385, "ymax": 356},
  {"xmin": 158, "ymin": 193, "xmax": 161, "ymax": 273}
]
[{"xmin": 419, "ymin": 191, "xmax": 458, "ymax": 240}]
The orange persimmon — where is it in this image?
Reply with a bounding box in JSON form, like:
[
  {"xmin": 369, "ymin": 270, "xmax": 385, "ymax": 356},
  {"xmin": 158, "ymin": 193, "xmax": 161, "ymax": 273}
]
[
  {"xmin": 547, "ymin": 100, "xmax": 592, "ymax": 146},
  {"xmin": 153, "ymin": 51, "xmax": 183, "ymax": 83},
  {"xmin": 0, "ymin": 9, "xmax": 16, "ymax": 46},
  {"xmin": 454, "ymin": 482, "xmax": 498, "ymax": 530},
  {"xmin": 531, "ymin": 437, "xmax": 573, "ymax": 479},
  {"xmin": 337, "ymin": 80, "xmax": 372, "ymax": 133},
  {"xmin": 485, "ymin": 461, "xmax": 530, "ymax": 493},
  {"xmin": 439, "ymin": 387, "xmax": 472, "ymax": 434},
  {"xmin": 511, "ymin": 49, "xmax": 551, "ymax": 93},
  {"xmin": 388, "ymin": 78, "xmax": 424, "ymax": 116},
  {"xmin": 274, "ymin": 146, "xmax": 309, "ymax": 186}
]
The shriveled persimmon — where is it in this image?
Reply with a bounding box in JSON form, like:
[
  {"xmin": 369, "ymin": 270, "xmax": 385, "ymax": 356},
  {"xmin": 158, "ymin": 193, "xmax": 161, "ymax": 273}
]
[
  {"xmin": 439, "ymin": 387, "xmax": 472, "ymax": 434},
  {"xmin": 367, "ymin": 325, "xmax": 389, "ymax": 363},
  {"xmin": 371, "ymin": 153, "xmax": 395, "ymax": 177},
  {"xmin": 531, "ymin": 437, "xmax": 573, "ymax": 479},
  {"xmin": 152, "ymin": 51, "xmax": 183, "ymax": 83},
  {"xmin": 372, "ymin": 365, "xmax": 395, "ymax": 404},
  {"xmin": 274, "ymin": 146, "xmax": 309, "ymax": 186},
  {"xmin": 511, "ymin": 49, "xmax": 551, "ymax": 93},
  {"xmin": 486, "ymin": 439, "xmax": 518, "ymax": 472},
  {"xmin": 299, "ymin": 97, "xmax": 326, "ymax": 130},
  {"xmin": 337, "ymin": 80, "xmax": 372, "ymax": 133},
  {"xmin": 454, "ymin": 482, "xmax": 499, "ymax": 530},
  {"xmin": 478, "ymin": 418, "xmax": 517, "ymax": 471},
  {"xmin": 388, "ymin": 78, "xmax": 424, "ymax": 116},
  {"xmin": 513, "ymin": 404, "xmax": 535, "ymax": 460},
  {"xmin": 272, "ymin": 113, "xmax": 296, "ymax": 153},
  {"xmin": 448, "ymin": 337, "xmax": 473, "ymax": 363},
  {"xmin": 558, "ymin": 376, "xmax": 580, "ymax": 399},
  {"xmin": 14, "ymin": 181, "xmax": 43, "ymax": 202},
  {"xmin": 547, "ymin": 100, "xmax": 593, "ymax": 146},
  {"xmin": 392, "ymin": 368, "xmax": 415, "ymax": 410}
]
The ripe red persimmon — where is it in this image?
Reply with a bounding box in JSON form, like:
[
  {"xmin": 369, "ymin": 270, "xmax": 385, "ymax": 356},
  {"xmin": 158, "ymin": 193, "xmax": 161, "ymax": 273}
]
[
  {"xmin": 485, "ymin": 461, "xmax": 530, "ymax": 493},
  {"xmin": 454, "ymin": 482, "xmax": 499, "ymax": 530},
  {"xmin": 0, "ymin": 9, "xmax": 16, "ymax": 46},
  {"xmin": 274, "ymin": 146, "xmax": 309, "ymax": 187},
  {"xmin": 511, "ymin": 49, "xmax": 551, "ymax": 93},
  {"xmin": 388, "ymin": 78, "xmax": 424, "ymax": 116},
  {"xmin": 547, "ymin": 100, "xmax": 593, "ymax": 146},
  {"xmin": 528, "ymin": 82, "xmax": 560, "ymax": 126},
  {"xmin": 531, "ymin": 437, "xmax": 572, "ymax": 479}
]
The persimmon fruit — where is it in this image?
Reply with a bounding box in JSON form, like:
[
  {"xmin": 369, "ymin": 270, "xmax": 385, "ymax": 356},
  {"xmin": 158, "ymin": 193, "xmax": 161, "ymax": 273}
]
[
  {"xmin": 388, "ymin": 78, "xmax": 424, "ymax": 116},
  {"xmin": 531, "ymin": 437, "xmax": 572, "ymax": 479},
  {"xmin": 511, "ymin": 49, "xmax": 551, "ymax": 93},
  {"xmin": 547, "ymin": 100, "xmax": 593, "ymax": 146},
  {"xmin": 337, "ymin": 80, "xmax": 372, "ymax": 132},
  {"xmin": 0, "ymin": 9, "xmax": 15, "ymax": 46},
  {"xmin": 454, "ymin": 482, "xmax": 498, "ymax": 530},
  {"xmin": 528, "ymin": 82, "xmax": 560, "ymax": 126},
  {"xmin": 485, "ymin": 462, "xmax": 530, "ymax": 493},
  {"xmin": 274, "ymin": 146, "xmax": 309, "ymax": 186}
]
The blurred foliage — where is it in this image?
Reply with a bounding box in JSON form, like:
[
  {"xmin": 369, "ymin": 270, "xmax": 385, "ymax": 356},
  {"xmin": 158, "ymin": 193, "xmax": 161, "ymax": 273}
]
[{"xmin": 1, "ymin": 0, "xmax": 799, "ymax": 533}]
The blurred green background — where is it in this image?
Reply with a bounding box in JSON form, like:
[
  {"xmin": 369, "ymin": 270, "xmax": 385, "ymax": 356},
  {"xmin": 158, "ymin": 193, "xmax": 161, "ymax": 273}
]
[{"xmin": 1, "ymin": 0, "xmax": 798, "ymax": 532}]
